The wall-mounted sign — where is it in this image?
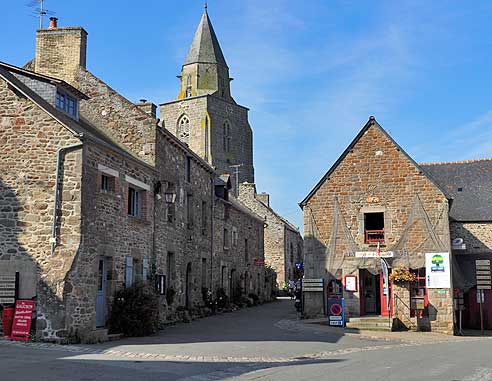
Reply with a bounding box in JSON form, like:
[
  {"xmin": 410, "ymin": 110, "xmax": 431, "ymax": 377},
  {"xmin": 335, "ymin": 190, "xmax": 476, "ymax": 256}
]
[
  {"xmin": 344, "ymin": 275, "xmax": 358, "ymax": 292},
  {"xmin": 355, "ymin": 251, "xmax": 394, "ymax": 258},
  {"xmin": 11, "ymin": 300, "xmax": 35, "ymax": 341},
  {"xmin": 425, "ymin": 252, "xmax": 451, "ymax": 289},
  {"xmin": 0, "ymin": 274, "xmax": 18, "ymax": 305},
  {"xmin": 328, "ymin": 298, "xmax": 345, "ymax": 326}
]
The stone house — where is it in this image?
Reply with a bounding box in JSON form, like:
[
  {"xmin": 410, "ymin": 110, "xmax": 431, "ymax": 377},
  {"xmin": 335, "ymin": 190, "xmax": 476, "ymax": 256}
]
[
  {"xmin": 422, "ymin": 160, "xmax": 492, "ymax": 330},
  {"xmin": 239, "ymin": 183, "xmax": 303, "ymax": 287},
  {"xmin": 0, "ymin": 16, "xmax": 271, "ymax": 342},
  {"xmin": 300, "ymin": 117, "xmax": 454, "ymax": 334}
]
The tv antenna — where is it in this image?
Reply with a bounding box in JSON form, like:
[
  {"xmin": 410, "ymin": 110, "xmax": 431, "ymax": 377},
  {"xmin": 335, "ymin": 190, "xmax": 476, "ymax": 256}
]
[{"xmin": 27, "ymin": 0, "xmax": 55, "ymax": 29}]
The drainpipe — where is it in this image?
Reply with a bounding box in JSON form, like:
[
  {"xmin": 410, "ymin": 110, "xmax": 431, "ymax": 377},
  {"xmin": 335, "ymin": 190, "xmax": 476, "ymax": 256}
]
[
  {"xmin": 50, "ymin": 142, "xmax": 84, "ymax": 256},
  {"xmin": 210, "ymin": 174, "xmax": 215, "ymax": 296}
]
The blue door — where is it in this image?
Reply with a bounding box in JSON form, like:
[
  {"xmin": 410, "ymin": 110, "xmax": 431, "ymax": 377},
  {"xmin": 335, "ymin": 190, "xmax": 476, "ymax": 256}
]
[{"xmin": 96, "ymin": 258, "xmax": 107, "ymax": 328}]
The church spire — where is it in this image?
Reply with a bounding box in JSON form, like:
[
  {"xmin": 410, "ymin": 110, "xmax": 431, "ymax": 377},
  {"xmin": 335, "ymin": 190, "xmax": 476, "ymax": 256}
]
[{"xmin": 184, "ymin": 6, "xmax": 228, "ymax": 68}]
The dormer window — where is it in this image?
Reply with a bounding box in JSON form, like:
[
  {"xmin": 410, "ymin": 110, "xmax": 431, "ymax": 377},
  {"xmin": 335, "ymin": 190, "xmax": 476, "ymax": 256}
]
[{"xmin": 56, "ymin": 90, "xmax": 78, "ymax": 118}]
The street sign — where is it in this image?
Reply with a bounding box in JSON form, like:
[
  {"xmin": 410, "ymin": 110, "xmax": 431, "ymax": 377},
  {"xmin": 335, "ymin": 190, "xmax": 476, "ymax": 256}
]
[
  {"xmin": 328, "ymin": 298, "xmax": 345, "ymax": 327},
  {"xmin": 476, "ymin": 259, "xmax": 491, "ymax": 290},
  {"xmin": 302, "ymin": 279, "xmax": 323, "ymax": 292}
]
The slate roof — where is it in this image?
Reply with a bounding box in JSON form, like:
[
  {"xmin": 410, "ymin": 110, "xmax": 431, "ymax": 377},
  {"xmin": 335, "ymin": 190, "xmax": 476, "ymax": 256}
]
[
  {"xmin": 184, "ymin": 8, "xmax": 228, "ymax": 68},
  {"xmin": 421, "ymin": 159, "xmax": 492, "ymax": 222}
]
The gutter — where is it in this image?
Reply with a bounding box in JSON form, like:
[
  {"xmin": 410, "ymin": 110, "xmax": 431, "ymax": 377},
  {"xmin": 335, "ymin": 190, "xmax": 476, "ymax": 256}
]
[{"xmin": 50, "ymin": 142, "xmax": 84, "ymax": 255}]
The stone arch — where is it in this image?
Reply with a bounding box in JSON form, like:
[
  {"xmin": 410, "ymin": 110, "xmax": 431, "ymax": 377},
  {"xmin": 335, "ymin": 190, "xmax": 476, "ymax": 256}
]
[{"xmin": 177, "ymin": 114, "xmax": 191, "ymax": 145}]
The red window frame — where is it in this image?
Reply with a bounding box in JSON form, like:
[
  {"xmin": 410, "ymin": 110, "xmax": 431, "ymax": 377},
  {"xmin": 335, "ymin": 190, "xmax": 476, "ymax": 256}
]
[{"xmin": 410, "ymin": 268, "xmax": 428, "ymax": 317}]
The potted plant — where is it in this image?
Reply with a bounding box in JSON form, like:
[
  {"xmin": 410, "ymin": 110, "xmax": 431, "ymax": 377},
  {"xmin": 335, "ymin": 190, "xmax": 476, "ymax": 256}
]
[{"xmin": 389, "ymin": 267, "xmax": 417, "ymax": 284}]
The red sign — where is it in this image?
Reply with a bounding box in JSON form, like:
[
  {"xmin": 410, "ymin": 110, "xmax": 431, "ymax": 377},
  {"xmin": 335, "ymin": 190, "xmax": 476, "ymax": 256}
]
[{"xmin": 11, "ymin": 300, "xmax": 35, "ymax": 341}]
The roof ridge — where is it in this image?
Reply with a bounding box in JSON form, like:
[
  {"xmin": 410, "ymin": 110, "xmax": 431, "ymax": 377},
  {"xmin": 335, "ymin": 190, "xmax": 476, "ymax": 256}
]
[{"xmin": 420, "ymin": 158, "xmax": 492, "ymax": 166}]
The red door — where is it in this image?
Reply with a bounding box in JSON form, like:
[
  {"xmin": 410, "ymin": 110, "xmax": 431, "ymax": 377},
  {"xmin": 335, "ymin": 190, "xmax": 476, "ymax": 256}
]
[{"xmin": 380, "ymin": 272, "xmax": 393, "ymax": 317}]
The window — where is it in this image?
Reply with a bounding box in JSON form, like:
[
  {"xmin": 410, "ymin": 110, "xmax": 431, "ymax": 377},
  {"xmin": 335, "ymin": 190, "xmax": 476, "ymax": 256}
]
[
  {"xmin": 201, "ymin": 258, "xmax": 207, "ymax": 288},
  {"xmin": 364, "ymin": 212, "xmax": 384, "ymax": 243},
  {"xmin": 177, "ymin": 115, "xmax": 190, "ymax": 145},
  {"xmin": 125, "ymin": 256, "xmax": 134, "ymax": 288},
  {"xmin": 201, "ymin": 201, "xmax": 207, "ymax": 235},
  {"xmin": 128, "ymin": 187, "xmax": 141, "ymax": 217},
  {"xmin": 223, "ymin": 121, "xmax": 231, "ymax": 153},
  {"xmin": 224, "ymin": 228, "xmax": 230, "ymax": 249},
  {"xmin": 204, "ymin": 116, "xmax": 209, "ymax": 162},
  {"xmin": 185, "ymin": 156, "xmax": 192, "ymax": 182},
  {"xmin": 142, "ymin": 258, "xmax": 149, "ymax": 282},
  {"xmin": 100, "ymin": 174, "xmax": 115, "ymax": 193},
  {"xmin": 221, "ymin": 265, "xmax": 227, "ymax": 288},
  {"xmin": 55, "ymin": 90, "xmax": 77, "ymax": 117},
  {"xmin": 186, "ymin": 194, "xmax": 193, "ymax": 228},
  {"xmin": 185, "ymin": 74, "xmax": 192, "ymax": 98},
  {"xmin": 232, "ymin": 227, "xmax": 238, "ymax": 247},
  {"xmin": 410, "ymin": 268, "xmax": 428, "ymax": 317},
  {"xmin": 166, "ymin": 183, "xmax": 176, "ymax": 224},
  {"xmin": 167, "ymin": 252, "xmax": 175, "ymax": 287},
  {"xmin": 244, "ymin": 238, "xmax": 249, "ymax": 263}
]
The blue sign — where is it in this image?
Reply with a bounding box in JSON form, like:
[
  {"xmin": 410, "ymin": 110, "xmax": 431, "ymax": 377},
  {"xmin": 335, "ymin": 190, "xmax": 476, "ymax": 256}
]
[{"xmin": 328, "ymin": 298, "xmax": 345, "ymax": 327}]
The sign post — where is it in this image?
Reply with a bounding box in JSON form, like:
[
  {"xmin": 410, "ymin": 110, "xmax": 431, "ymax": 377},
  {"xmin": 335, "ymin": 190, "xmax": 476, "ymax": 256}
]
[
  {"xmin": 302, "ymin": 279, "xmax": 325, "ymax": 315},
  {"xmin": 475, "ymin": 259, "xmax": 491, "ymax": 336},
  {"xmin": 328, "ymin": 298, "xmax": 345, "ymax": 327}
]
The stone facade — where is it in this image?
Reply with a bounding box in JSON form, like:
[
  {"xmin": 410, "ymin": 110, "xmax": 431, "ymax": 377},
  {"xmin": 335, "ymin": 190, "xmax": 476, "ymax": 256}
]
[
  {"xmin": 239, "ymin": 183, "xmax": 303, "ymax": 287},
  {"xmin": 0, "ymin": 15, "xmax": 274, "ymax": 342},
  {"xmin": 300, "ymin": 118, "xmax": 454, "ymax": 334}
]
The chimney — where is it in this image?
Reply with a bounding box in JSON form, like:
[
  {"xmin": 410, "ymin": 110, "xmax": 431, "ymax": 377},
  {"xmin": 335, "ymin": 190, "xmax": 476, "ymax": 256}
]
[
  {"xmin": 257, "ymin": 192, "xmax": 270, "ymax": 207},
  {"xmin": 135, "ymin": 100, "xmax": 157, "ymax": 119},
  {"xmin": 35, "ymin": 20, "xmax": 88, "ymax": 85},
  {"xmin": 49, "ymin": 17, "xmax": 58, "ymax": 29}
]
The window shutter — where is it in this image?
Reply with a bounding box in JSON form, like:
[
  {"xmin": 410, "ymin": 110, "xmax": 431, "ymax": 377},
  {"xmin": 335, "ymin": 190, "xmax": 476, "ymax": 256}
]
[
  {"xmin": 125, "ymin": 256, "xmax": 134, "ymax": 288},
  {"xmin": 142, "ymin": 258, "xmax": 149, "ymax": 281}
]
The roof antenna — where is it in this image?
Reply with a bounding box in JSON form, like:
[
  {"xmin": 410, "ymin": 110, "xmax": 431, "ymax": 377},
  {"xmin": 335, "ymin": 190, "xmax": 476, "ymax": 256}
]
[{"xmin": 27, "ymin": 0, "xmax": 55, "ymax": 29}]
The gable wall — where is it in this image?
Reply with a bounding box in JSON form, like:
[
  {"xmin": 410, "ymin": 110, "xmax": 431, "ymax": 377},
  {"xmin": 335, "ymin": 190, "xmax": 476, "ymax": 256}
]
[{"xmin": 303, "ymin": 123, "xmax": 452, "ymax": 333}]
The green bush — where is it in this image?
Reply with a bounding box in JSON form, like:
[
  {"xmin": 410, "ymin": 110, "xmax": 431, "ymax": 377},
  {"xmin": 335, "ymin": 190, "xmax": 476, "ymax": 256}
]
[{"xmin": 107, "ymin": 283, "xmax": 159, "ymax": 337}]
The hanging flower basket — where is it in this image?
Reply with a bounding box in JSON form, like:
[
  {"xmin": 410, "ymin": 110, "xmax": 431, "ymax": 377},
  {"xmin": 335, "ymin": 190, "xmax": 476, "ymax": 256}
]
[{"xmin": 389, "ymin": 267, "xmax": 416, "ymax": 284}]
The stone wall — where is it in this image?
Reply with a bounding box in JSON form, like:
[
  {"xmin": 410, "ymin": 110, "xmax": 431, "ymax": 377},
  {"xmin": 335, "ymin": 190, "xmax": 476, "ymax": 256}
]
[
  {"xmin": 238, "ymin": 182, "xmax": 303, "ymax": 287},
  {"xmin": 0, "ymin": 77, "xmax": 83, "ymax": 340},
  {"xmin": 302, "ymin": 120, "xmax": 453, "ymax": 333},
  {"xmin": 212, "ymin": 197, "xmax": 269, "ymax": 302},
  {"xmin": 160, "ymin": 95, "xmax": 254, "ymax": 189},
  {"xmin": 450, "ymin": 222, "xmax": 492, "ymax": 255}
]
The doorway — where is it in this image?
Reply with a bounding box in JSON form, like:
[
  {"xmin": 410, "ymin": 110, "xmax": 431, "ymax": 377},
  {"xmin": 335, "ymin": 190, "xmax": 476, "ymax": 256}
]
[
  {"xmin": 96, "ymin": 257, "xmax": 107, "ymax": 328},
  {"xmin": 185, "ymin": 263, "xmax": 192, "ymax": 308},
  {"xmin": 359, "ymin": 269, "xmax": 381, "ymax": 315}
]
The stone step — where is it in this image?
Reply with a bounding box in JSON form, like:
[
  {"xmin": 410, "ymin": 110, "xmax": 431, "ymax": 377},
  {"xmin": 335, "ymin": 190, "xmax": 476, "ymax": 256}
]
[
  {"xmin": 346, "ymin": 325, "xmax": 392, "ymax": 332},
  {"xmin": 107, "ymin": 333, "xmax": 123, "ymax": 342}
]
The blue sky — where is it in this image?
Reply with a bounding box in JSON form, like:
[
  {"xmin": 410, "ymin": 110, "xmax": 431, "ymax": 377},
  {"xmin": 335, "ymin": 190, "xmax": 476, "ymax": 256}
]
[{"xmin": 3, "ymin": 1, "xmax": 492, "ymax": 230}]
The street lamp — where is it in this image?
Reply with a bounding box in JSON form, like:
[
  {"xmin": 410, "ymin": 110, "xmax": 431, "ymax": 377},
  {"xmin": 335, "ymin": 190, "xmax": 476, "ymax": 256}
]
[{"xmin": 164, "ymin": 191, "xmax": 176, "ymax": 204}]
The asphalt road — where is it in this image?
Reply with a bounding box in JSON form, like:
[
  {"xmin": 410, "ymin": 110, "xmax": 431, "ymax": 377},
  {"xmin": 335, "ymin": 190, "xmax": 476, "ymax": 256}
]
[{"xmin": 0, "ymin": 298, "xmax": 491, "ymax": 380}]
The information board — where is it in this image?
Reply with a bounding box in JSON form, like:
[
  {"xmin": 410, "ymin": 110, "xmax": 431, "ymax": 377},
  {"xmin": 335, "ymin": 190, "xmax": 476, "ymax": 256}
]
[
  {"xmin": 425, "ymin": 253, "xmax": 451, "ymax": 289},
  {"xmin": 11, "ymin": 300, "xmax": 35, "ymax": 341}
]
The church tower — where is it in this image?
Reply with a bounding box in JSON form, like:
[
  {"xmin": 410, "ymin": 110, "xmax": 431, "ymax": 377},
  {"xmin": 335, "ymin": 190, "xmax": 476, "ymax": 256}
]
[{"xmin": 160, "ymin": 6, "xmax": 254, "ymax": 189}]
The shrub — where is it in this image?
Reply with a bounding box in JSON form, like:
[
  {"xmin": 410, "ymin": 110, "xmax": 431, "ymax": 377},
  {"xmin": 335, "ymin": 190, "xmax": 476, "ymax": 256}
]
[{"xmin": 107, "ymin": 283, "xmax": 159, "ymax": 337}]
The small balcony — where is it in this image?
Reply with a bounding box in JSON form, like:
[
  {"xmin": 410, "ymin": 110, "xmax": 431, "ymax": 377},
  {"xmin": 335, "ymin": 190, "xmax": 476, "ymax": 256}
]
[{"xmin": 365, "ymin": 229, "xmax": 385, "ymax": 244}]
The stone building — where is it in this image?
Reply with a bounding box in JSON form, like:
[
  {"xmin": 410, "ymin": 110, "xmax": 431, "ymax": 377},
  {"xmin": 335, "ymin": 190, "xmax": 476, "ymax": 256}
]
[
  {"xmin": 160, "ymin": 8, "xmax": 254, "ymax": 190},
  {"xmin": 300, "ymin": 117, "xmax": 455, "ymax": 334},
  {"xmin": 0, "ymin": 15, "xmax": 271, "ymax": 342},
  {"xmin": 160, "ymin": 7, "xmax": 303, "ymax": 286},
  {"xmin": 239, "ymin": 183, "xmax": 303, "ymax": 287}
]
